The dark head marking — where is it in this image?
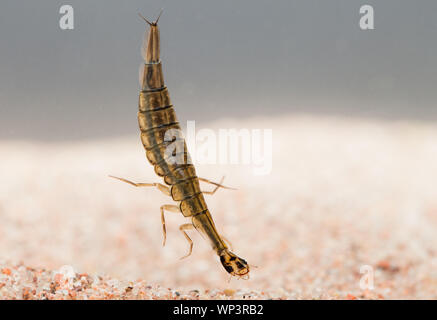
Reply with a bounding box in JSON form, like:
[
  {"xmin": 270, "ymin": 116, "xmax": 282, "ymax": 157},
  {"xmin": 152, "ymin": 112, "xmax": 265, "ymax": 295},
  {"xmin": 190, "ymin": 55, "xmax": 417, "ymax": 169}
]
[{"xmin": 219, "ymin": 250, "xmax": 250, "ymax": 278}]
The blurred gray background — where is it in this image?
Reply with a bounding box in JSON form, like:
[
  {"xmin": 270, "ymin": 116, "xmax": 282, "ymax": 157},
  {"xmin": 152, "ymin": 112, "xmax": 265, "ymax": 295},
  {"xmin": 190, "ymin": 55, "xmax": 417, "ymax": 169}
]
[{"xmin": 0, "ymin": 0, "xmax": 436, "ymax": 140}]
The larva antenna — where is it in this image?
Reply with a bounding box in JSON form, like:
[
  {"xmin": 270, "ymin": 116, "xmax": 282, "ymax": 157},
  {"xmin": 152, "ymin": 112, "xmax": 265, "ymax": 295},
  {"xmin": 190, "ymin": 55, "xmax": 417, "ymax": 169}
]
[
  {"xmin": 138, "ymin": 9, "xmax": 163, "ymax": 26},
  {"xmin": 138, "ymin": 13, "xmax": 153, "ymax": 26},
  {"xmin": 155, "ymin": 9, "xmax": 163, "ymax": 24}
]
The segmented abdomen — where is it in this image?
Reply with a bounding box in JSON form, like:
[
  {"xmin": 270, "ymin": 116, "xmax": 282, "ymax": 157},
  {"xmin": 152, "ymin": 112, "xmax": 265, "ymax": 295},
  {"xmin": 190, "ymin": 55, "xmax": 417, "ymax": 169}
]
[{"xmin": 138, "ymin": 62, "xmax": 208, "ymax": 218}]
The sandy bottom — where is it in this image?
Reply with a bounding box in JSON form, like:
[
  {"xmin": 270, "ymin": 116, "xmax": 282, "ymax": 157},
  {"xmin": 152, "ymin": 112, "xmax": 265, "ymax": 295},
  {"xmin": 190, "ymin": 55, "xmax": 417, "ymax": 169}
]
[{"xmin": 1, "ymin": 114, "xmax": 437, "ymax": 300}]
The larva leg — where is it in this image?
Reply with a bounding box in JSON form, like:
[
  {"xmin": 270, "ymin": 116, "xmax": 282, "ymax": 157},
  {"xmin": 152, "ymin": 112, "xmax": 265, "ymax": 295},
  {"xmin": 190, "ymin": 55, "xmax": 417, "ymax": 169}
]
[
  {"xmin": 199, "ymin": 176, "xmax": 237, "ymax": 191},
  {"xmin": 109, "ymin": 175, "xmax": 170, "ymax": 196},
  {"xmin": 199, "ymin": 176, "xmax": 237, "ymax": 195},
  {"xmin": 202, "ymin": 187, "xmax": 221, "ymax": 195},
  {"xmin": 160, "ymin": 204, "xmax": 180, "ymax": 246},
  {"xmin": 221, "ymin": 235, "xmax": 233, "ymax": 251},
  {"xmin": 179, "ymin": 223, "xmax": 194, "ymax": 259}
]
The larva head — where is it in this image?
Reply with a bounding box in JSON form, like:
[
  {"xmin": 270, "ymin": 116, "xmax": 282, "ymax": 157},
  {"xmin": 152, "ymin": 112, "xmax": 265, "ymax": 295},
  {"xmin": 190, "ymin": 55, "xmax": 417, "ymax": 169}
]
[
  {"xmin": 219, "ymin": 250, "xmax": 250, "ymax": 278},
  {"xmin": 139, "ymin": 11, "xmax": 163, "ymax": 63}
]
